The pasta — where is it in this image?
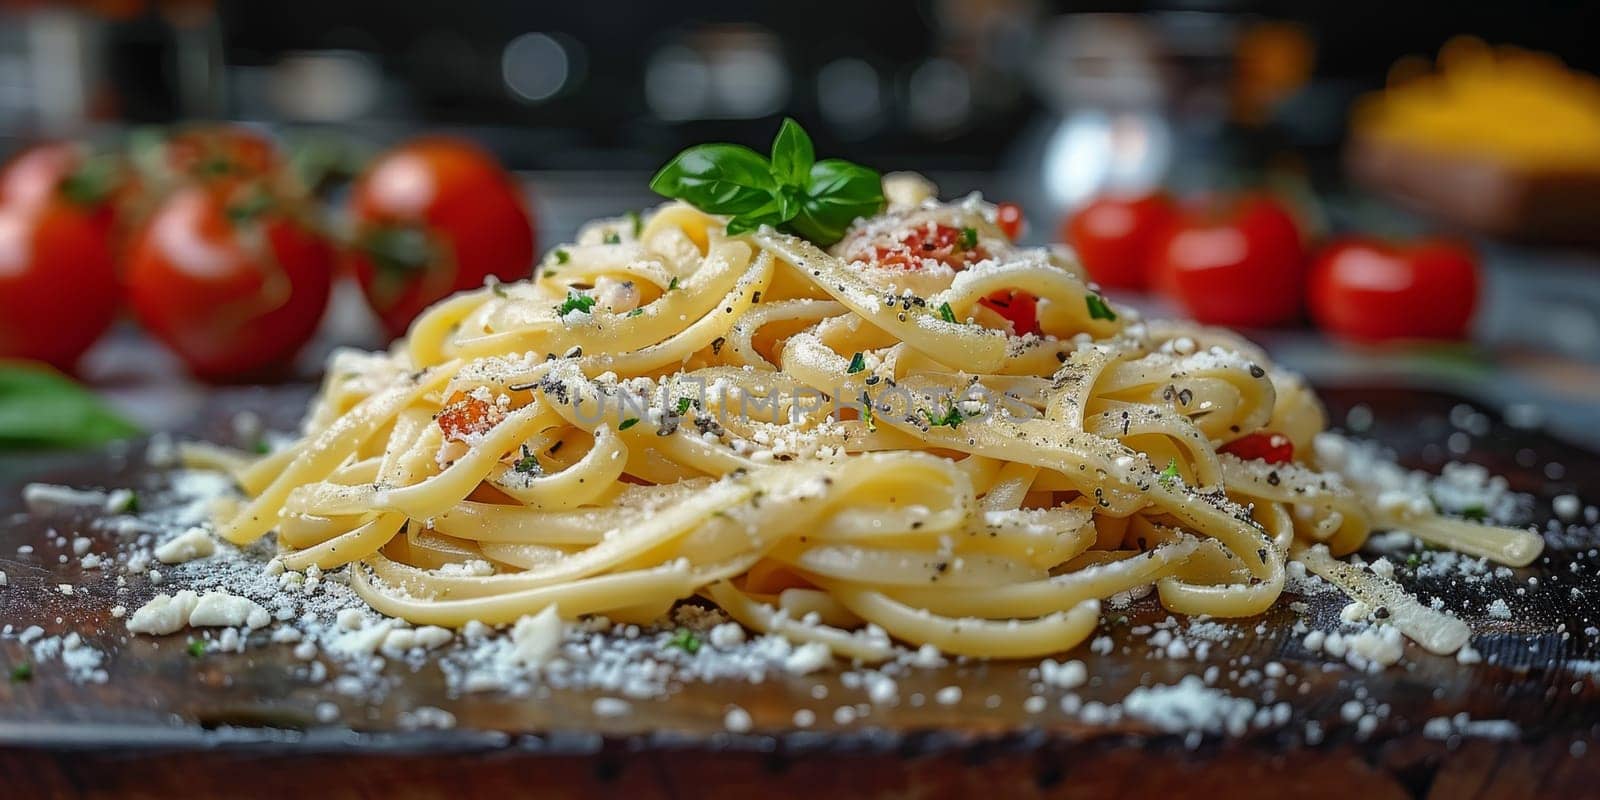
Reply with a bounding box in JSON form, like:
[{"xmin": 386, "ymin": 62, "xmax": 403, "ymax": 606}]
[{"xmin": 198, "ymin": 179, "xmax": 1544, "ymax": 661}]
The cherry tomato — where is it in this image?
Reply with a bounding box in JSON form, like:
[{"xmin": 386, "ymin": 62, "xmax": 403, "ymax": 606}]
[
  {"xmin": 0, "ymin": 199, "xmax": 120, "ymax": 370},
  {"xmin": 0, "ymin": 142, "xmax": 132, "ymax": 245},
  {"xmin": 1221, "ymin": 432, "xmax": 1294, "ymax": 464},
  {"xmin": 346, "ymin": 137, "xmax": 537, "ymax": 338},
  {"xmin": 154, "ymin": 125, "xmax": 282, "ymax": 185},
  {"xmin": 1063, "ymin": 192, "xmax": 1177, "ymax": 290},
  {"xmin": 1151, "ymin": 195, "xmax": 1306, "ymax": 327},
  {"xmin": 125, "ymin": 183, "xmax": 334, "ymax": 382},
  {"xmin": 996, "ymin": 202, "xmax": 1025, "ymax": 240},
  {"xmin": 1309, "ymin": 238, "xmax": 1479, "ymax": 342}
]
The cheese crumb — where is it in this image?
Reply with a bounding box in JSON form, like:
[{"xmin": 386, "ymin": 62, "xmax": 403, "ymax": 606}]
[{"xmin": 154, "ymin": 527, "xmax": 215, "ymax": 564}]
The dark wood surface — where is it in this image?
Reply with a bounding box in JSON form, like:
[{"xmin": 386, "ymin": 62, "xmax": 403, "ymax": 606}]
[{"xmin": 1, "ymin": 384, "xmax": 1598, "ymax": 799}]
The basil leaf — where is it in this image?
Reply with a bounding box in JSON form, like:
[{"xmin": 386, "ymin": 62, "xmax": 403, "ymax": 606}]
[
  {"xmin": 770, "ymin": 118, "xmax": 814, "ymax": 188},
  {"xmin": 0, "ymin": 362, "xmax": 141, "ymax": 450},
  {"xmin": 789, "ymin": 159, "xmax": 885, "ymax": 246},
  {"xmin": 649, "ymin": 144, "xmax": 777, "ymax": 215},
  {"xmin": 726, "ymin": 187, "xmax": 800, "ymax": 236}
]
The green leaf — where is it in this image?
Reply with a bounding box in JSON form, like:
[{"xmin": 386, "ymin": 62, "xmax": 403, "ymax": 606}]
[
  {"xmin": 922, "ymin": 404, "xmax": 964, "ymax": 429},
  {"xmin": 676, "ymin": 397, "xmax": 693, "ymax": 415},
  {"xmin": 9, "ymin": 662, "xmax": 31, "ymax": 682},
  {"xmin": 603, "ymin": 231, "xmax": 621, "ymax": 244},
  {"xmin": 770, "ymin": 118, "xmax": 815, "ymax": 188},
  {"xmin": 553, "ymin": 249, "xmax": 570, "ymax": 264},
  {"xmin": 937, "ymin": 303, "xmax": 958, "ymax": 324},
  {"xmin": 788, "ymin": 159, "xmax": 884, "ymax": 246},
  {"xmin": 1159, "ymin": 459, "xmax": 1180, "ymax": 486},
  {"xmin": 555, "ymin": 289, "xmax": 597, "ymax": 316},
  {"xmin": 958, "ymin": 227, "xmax": 978, "ymax": 249},
  {"xmin": 1085, "ymin": 294, "xmax": 1118, "ymax": 322},
  {"xmin": 649, "ymin": 144, "xmax": 779, "ymax": 215},
  {"xmin": 618, "ymin": 417, "xmax": 640, "ymax": 431},
  {"xmin": 666, "ymin": 627, "xmax": 701, "ymax": 654},
  {"xmin": 186, "ymin": 640, "xmax": 207, "ymax": 658},
  {"xmin": 0, "ymin": 362, "xmax": 141, "ymax": 450},
  {"xmin": 847, "ymin": 352, "xmax": 866, "ymax": 374}
]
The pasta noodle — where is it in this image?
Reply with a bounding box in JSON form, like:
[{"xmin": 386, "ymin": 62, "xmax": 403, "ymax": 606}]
[{"xmin": 199, "ymin": 185, "xmax": 1543, "ymax": 661}]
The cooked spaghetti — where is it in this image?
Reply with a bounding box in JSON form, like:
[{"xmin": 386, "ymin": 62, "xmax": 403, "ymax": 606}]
[{"xmin": 194, "ymin": 177, "xmax": 1543, "ymax": 661}]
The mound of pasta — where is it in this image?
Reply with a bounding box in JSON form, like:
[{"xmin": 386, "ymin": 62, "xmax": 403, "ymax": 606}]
[{"xmin": 202, "ymin": 178, "xmax": 1543, "ymax": 661}]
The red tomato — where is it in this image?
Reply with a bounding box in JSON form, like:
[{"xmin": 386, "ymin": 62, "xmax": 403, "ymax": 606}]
[
  {"xmin": 0, "ymin": 199, "xmax": 120, "ymax": 370},
  {"xmin": 158, "ymin": 125, "xmax": 282, "ymax": 185},
  {"xmin": 977, "ymin": 290, "xmax": 1040, "ymax": 336},
  {"xmin": 346, "ymin": 137, "xmax": 537, "ymax": 338},
  {"xmin": 1221, "ymin": 432, "xmax": 1294, "ymax": 464},
  {"xmin": 995, "ymin": 202, "xmax": 1025, "ymax": 241},
  {"xmin": 0, "ymin": 142, "xmax": 132, "ymax": 244},
  {"xmin": 1151, "ymin": 195, "xmax": 1306, "ymax": 327},
  {"xmin": 871, "ymin": 223, "xmax": 986, "ymax": 270},
  {"xmin": 125, "ymin": 184, "xmax": 334, "ymax": 382},
  {"xmin": 1063, "ymin": 192, "xmax": 1177, "ymax": 290},
  {"xmin": 1309, "ymin": 238, "xmax": 1479, "ymax": 342}
]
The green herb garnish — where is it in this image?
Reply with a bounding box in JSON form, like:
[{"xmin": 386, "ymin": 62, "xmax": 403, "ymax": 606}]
[
  {"xmin": 1406, "ymin": 553, "xmax": 1422, "ymax": 568},
  {"xmin": 513, "ymin": 446, "xmax": 541, "ymax": 475},
  {"xmin": 1158, "ymin": 459, "xmax": 1180, "ymax": 486},
  {"xmin": 958, "ymin": 227, "xmax": 978, "ymax": 249},
  {"xmin": 626, "ymin": 210, "xmax": 642, "ymax": 237},
  {"xmin": 923, "ymin": 404, "xmax": 965, "ymax": 429},
  {"xmin": 114, "ymin": 491, "xmax": 140, "ymax": 514},
  {"xmin": 618, "ymin": 417, "xmax": 640, "ymax": 431},
  {"xmin": 676, "ymin": 397, "xmax": 693, "ymax": 415},
  {"xmin": 649, "ymin": 118, "xmax": 885, "ymax": 246},
  {"xmin": 9, "ymin": 662, "xmax": 32, "ymax": 683},
  {"xmin": 667, "ymin": 627, "xmax": 702, "ymax": 654},
  {"xmin": 491, "ymin": 281, "xmax": 508, "ymax": 298},
  {"xmin": 627, "ymin": 308, "xmax": 645, "ymax": 318},
  {"xmin": 604, "ymin": 231, "xmax": 621, "ymax": 244},
  {"xmin": 668, "ymin": 277, "xmax": 680, "ymax": 291},
  {"xmin": 1085, "ymin": 294, "xmax": 1117, "ymax": 322},
  {"xmin": 555, "ymin": 289, "xmax": 597, "ymax": 316},
  {"xmin": 1461, "ymin": 505, "xmax": 1486, "ymax": 521},
  {"xmin": 186, "ymin": 640, "xmax": 207, "ymax": 658},
  {"xmin": 847, "ymin": 352, "xmax": 866, "ymax": 374},
  {"xmin": 937, "ymin": 303, "xmax": 958, "ymax": 324},
  {"xmin": 554, "ymin": 248, "xmax": 570, "ymax": 264},
  {"xmin": 859, "ymin": 392, "xmax": 876, "ymax": 432}
]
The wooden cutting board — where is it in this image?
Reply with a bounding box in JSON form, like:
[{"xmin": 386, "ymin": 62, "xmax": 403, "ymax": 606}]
[{"xmin": 1, "ymin": 384, "xmax": 1596, "ymax": 799}]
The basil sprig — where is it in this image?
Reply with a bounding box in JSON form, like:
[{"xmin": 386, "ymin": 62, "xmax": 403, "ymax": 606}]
[
  {"xmin": 649, "ymin": 119, "xmax": 884, "ymax": 246},
  {"xmin": 0, "ymin": 362, "xmax": 140, "ymax": 450}
]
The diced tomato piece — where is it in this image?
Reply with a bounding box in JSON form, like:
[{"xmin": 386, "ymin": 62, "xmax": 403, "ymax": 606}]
[
  {"xmin": 871, "ymin": 223, "xmax": 986, "ymax": 270},
  {"xmin": 1220, "ymin": 432, "xmax": 1294, "ymax": 464},
  {"xmin": 978, "ymin": 290, "xmax": 1041, "ymax": 336},
  {"xmin": 437, "ymin": 391, "xmax": 504, "ymax": 440},
  {"xmin": 996, "ymin": 202, "xmax": 1025, "ymax": 240}
]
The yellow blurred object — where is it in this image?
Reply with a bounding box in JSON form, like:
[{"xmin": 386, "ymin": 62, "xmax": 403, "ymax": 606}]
[{"xmin": 1353, "ymin": 36, "xmax": 1600, "ymax": 170}]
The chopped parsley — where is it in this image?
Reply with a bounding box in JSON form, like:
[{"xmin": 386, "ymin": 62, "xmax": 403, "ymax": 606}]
[
  {"xmin": 626, "ymin": 210, "xmax": 642, "ymax": 237},
  {"xmin": 667, "ymin": 627, "xmax": 702, "ymax": 654},
  {"xmin": 847, "ymin": 352, "xmax": 866, "ymax": 374},
  {"xmin": 859, "ymin": 392, "xmax": 876, "ymax": 432},
  {"xmin": 513, "ymin": 446, "xmax": 541, "ymax": 475},
  {"xmin": 186, "ymin": 639, "xmax": 207, "ymax": 658},
  {"xmin": 1461, "ymin": 505, "xmax": 1487, "ymax": 521},
  {"xmin": 958, "ymin": 227, "xmax": 978, "ymax": 249},
  {"xmin": 937, "ymin": 302, "xmax": 958, "ymax": 324},
  {"xmin": 604, "ymin": 231, "xmax": 621, "ymax": 244},
  {"xmin": 1406, "ymin": 553, "xmax": 1422, "ymax": 568},
  {"xmin": 668, "ymin": 276, "xmax": 680, "ymax": 291},
  {"xmin": 923, "ymin": 403, "xmax": 964, "ymax": 429},
  {"xmin": 491, "ymin": 281, "xmax": 508, "ymax": 298},
  {"xmin": 9, "ymin": 662, "xmax": 32, "ymax": 682},
  {"xmin": 1085, "ymin": 294, "xmax": 1117, "ymax": 322},
  {"xmin": 251, "ymin": 439, "xmax": 271, "ymax": 455},
  {"xmin": 627, "ymin": 308, "xmax": 645, "ymax": 317},
  {"xmin": 1158, "ymin": 459, "xmax": 1180, "ymax": 486},
  {"xmin": 555, "ymin": 289, "xmax": 597, "ymax": 316},
  {"xmin": 618, "ymin": 417, "xmax": 640, "ymax": 431},
  {"xmin": 554, "ymin": 248, "xmax": 570, "ymax": 264},
  {"xmin": 676, "ymin": 397, "xmax": 693, "ymax": 415}
]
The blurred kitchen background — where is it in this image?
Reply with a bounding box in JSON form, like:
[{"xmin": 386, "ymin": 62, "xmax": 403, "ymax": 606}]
[{"xmin": 3, "ymin": 0, "xmax": 1600, "ymax": 447}]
